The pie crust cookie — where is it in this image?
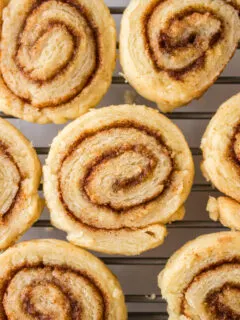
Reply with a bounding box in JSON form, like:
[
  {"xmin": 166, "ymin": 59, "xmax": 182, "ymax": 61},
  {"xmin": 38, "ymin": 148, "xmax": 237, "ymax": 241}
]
[
  {"xmin": 44, "ymin": 105, "xmax": 194, "ymax": 255},
  {"xmin": 0, "ymin": 0, "xmax": 116, "ymax": 123},
  {"xmin": 0, "ymin": 117, "xmax": 43, "ymax": 250},
  {"xmin": 120, "ymin": 0, "xmax": 240, "ymax": 112},
  {"xmin": 0, "ymin": 239, "xmax": 127, "ymax": 319},
  {"xmin": 201, "ymin": 94, "xmax": 240, "ymax": 230},
  {"xmin": 159, "ymin": 232, "xmax": 240, "ymax": 320}
]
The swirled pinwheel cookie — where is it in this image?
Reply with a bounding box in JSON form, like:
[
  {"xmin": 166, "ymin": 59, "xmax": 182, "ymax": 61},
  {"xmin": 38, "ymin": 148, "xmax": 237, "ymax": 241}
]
[
  {"xmin": 120, "ymin": 0, "xmax": 240, "ymax": 112},
  {"xmin": 0, "ymin": 0, "xmax": 116, "ymax": 124},
  {"xmin": 159, "ymin": 232, "xmax": 240, "ymax": 320},
  {"xmin": 44, "ymin": 105, "xmax": 194, "ymax": 255},
  {"xmin": 0, "ymin": 239, "xmax": 127, "ymax": 319},
  {"xmin": 0, "ymin": 117, "xmax": 43, "ymax": 249},
  {"xmin": 201, "ymin": 93, "xmax": 240, "ymax": 231}
]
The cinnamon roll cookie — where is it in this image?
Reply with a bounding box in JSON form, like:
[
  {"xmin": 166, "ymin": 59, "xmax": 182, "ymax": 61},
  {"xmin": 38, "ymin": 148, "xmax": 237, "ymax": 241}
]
[
  {"xmin": 159, "ymin": 232, "xmax": 240, "ymax": 320},
  {"xmin": 0, "ymin": 118, "xmax": 43, "ymax": 250},
  {"xmin": 120, "ymin": 0, "xmax": 240, "ymax": 112},
  {"xmin": 0, "ymin": 239, "xmax": 127, "ymax": 319},
  {"xmin": 201, "ymin": 94, "xmax": 240, "ymax": 230},
  {"xmin": 44, "ymin": 105, "xmax": 194, "ymax": 255},
  {"xmin": 0, "ymin": 0, "xmax": 116, "ymax": 124}
]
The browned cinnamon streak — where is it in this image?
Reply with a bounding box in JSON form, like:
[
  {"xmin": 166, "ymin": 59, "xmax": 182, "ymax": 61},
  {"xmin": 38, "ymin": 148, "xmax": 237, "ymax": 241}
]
[
  {"xmin": 17, "ymin": 21, "xmax": 79, "ymax": 83},
  {"xmin": 181, "ymin": 259, "xmax": 240, "ymax": 318},
  {"xmin": 143, "ymin": 1, "xmax": 225, "ymax": 80},
  {"xmin": 84, "ymin": 144, "xmax": 159, "ymax": 211},
  {"xmin": 230, "ymin": 123, "xmax": 240, "ymax": 167},
  {"xmin": 0, "ymin": 142, "xmax": 23, "ymax": 222},
  {"xmin": 3, "ymin": 0, "xmax": 101, "ymax": 108},
  {"xmin": 0, "ymin": 264, "xmax": 108, "ymax": 319},
  {"xmin": 227, "ymin": 0, "xmax": 240, "ymax": 16},
  {"xmin": 206, "ymin": 283, "xmax": 240, "ymax": 320},
  {"xmin": 57, "ymin": 121, "xmax": 175, "ymax": 231}
]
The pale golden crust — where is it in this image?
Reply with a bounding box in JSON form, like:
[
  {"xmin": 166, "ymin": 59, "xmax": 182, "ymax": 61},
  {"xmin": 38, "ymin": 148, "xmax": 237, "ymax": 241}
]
[
  {"xmin": 0, "ymin": 0, "xmax": 116, "ymax": 124},
  {"xmin": 159, "ymin": 232, "xmax": 240, "ymax": 320},
  {"xmin": 43, "ymin": 105, "xmax": 194, "ymax": 255},
  {"xmin": 0, "ymin": 239, "xmax": 127, "ymax": 319},
  {"xmin": 0, "ymin": 117, "xmax": 43, "ymax": 249},
  {"xmin": 201, "ymin": 93, "xmax": 240, "ymax": 230},
  {"xmin": 120, "ymin": 0, "xmax": 240, "ymax": 112},
  {"xmin": 207, "ymin": 197, "xmax": 240, "ymax": 231}
]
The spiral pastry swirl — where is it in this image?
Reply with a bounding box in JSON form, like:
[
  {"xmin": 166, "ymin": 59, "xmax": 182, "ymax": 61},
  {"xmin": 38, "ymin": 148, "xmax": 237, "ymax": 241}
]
[
  {"xmin": 159, "ymin": 232, "xmax": 240, "ymax": 320},
  {"xmin": 0, "ymin": 239, "xmax": 127, "ymax": 319},
  {"xmin": 0, "ymin": 117, "xmax": 43, "ymax": 250},
  {"xmin": 120, "ymin": 0, "xmax": 240, "ymax": 112},
  {"xmin": 0, "ymin": 0, "xmax": 116, "ymax": 124},
  {"xmin": 43, "ymin": 105, "xmax": 194, "ymax": 255},
  {"xmin": 201, "ymin": 94, "xmax": 240, "ymax": 230}
]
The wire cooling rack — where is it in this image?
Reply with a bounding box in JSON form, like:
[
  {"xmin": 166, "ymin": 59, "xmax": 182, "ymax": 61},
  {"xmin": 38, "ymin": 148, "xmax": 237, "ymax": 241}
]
[{"xmin": 2, "ymin": 2, "xmax": 240, "ymax": 319}]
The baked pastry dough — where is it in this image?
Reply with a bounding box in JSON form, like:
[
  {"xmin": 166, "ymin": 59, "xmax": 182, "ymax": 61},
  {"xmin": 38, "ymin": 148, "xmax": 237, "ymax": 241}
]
[
  {"xmin": 120, "ymin": 0, "xmax": 240, "ymax": 112},
  {"xmin": 44, "ymin": 105, "xmax": 194, "ymax": 255},
  {"xmin": 0, "ymin": 117, "xmax": 43, "ymax": 249},
  {"xmin": 201, "ymin": 93, "xmax": 240, "ymax": 230},
  {"xmin": 0, "ymin": 239, "xmax": 127, "ymax": 319},
  {"xmin": 159, "ymin": 231, "xmax": 240, "ymax": 320},
  {"xmin": 0, "ymin": 0, "xmax": 116, "ymax": 124}
]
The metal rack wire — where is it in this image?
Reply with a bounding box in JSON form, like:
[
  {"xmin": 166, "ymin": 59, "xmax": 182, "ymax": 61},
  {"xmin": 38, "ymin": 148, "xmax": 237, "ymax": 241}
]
[{"xmin": 3, "ymin": 3, "xmax": 237, "ymax": 319}]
